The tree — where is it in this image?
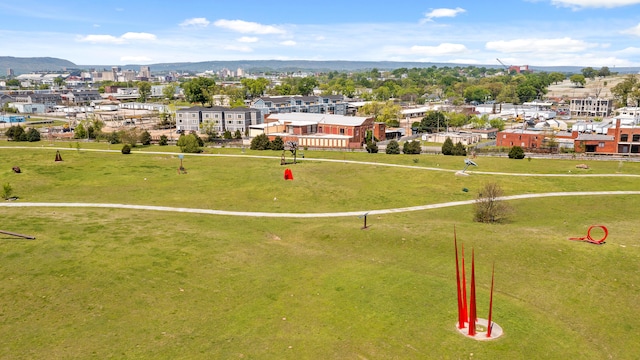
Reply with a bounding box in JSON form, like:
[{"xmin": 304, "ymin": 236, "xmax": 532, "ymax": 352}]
[
  {"xmin": 241, "ymin": 77, "xmax": 270, "ymax": 98},
  {"xmin": 358, "ymin": 101, "xmax": 401, "ymax": 126},
  {"xmin": 366, "ymin": 141, "xmax": 379, "ymax": 153},
  {"xmin": 234, "ymin": 130, "xmax": 242, "ymax": 139},
  {"xmin": 137, "ymin": 81, "xmax": 151, "ymax": 102},
  {"xmin": 420, "ymin": 111, "xmax": 446, "ymax": 133},
  {"xmin": 250, "ymin": 133, "xmax": 270, "ymax": 150},
  {"xmin": 489, "ymin": 118, "xmax": 506, "ymax": 131},
  {"xmin": 297, "ymin": 77, "xmax": 319, "ymax": 96},
  {"xmin": 402, "ymin": 140, "xmax": 422, "ymax": 154},
  {"xmin": 158, "ymin": 134, "xmax": 168, "ymax": 146},
  {"xmin": 183, "ymin": 77, "xmax": 217, "ymax": 106},
  {"xmin": 162, "ymin": 84, "xmax": 177, "ymax": 101},
  {"xmin": 5, "ymin": 125, "xmax": 26, "ymax": 141},
  {"xmin": 140, "ymin": 130, "xmax": 152, "ymax": 145},
  {"xmin": 508, "ymin": 146, "xmax": 525, "ymax": 159},
  {"xmin": 53, "ymin": 76, "xmax": 65, "ymax": 87},
  {"xmin": 474, "ymin": 182, "xmax": 512, "ymax": 223},
  {"xmin": 119, "ymin": 128, "xmax": 140, "ymax": 147},
  {"xmin": 442, "ymin": 137, "xmax": 454, "ymax": 155},
  {"xmin": 385, "ymin": 140, "xmax": 400, "ymax": 154},
  {"xmin": 611, "ymin": 75, "xmax": 638, "ymax": 107},
  {"xmin": 177, "ymin": 133, "xmax": 203, "ymax": 153},
  {"xmin": 581, "ymin": 67, "xmax": 597, "ymax": 80},
  {"xmin": 223, "ymin": 130, "xmax": 233, "ymax": 140},
  {"xmin": 549, "ymin": 72, "xmax": 566, "ymax": 85},
  {"xmin": 106, "ymin": 131, "xmax": 120, "ymax": 144},
  {"xmin": 121, "ymin": 144, "xmax": 131, "ymax": 154},
  {"xmin": 74, "ymin": 123, "xmax": 87, "ymax": 139},
  {"xmin": 26, "ymin": 128, "xmax": 41, "ymax": 142},
  {"xmin": 452, "ymin": 141, "xmax": 467, "ymax": 156},
  {"xmin": 270, "ymin": 136, "xmax": 284, "ymax": 150},
  {"xmin": 569, "ymin": 74, "xmax": 586, "ymax": 87},
  {"xmin": 597, "ymin": 66, "xmax": 612, "ymax": 78}
]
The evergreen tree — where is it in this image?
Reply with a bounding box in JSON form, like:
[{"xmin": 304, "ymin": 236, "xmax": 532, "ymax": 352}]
[
  {"xmin": 452, "ymin": 141, "xmax": 467, "ymax": 156},
  {"xmin": 250, "ymin": 133, "xmax": 270, "ymax": 150},
  {"xmin": 270, "ymin": 136, "xmax": 285, "ymax": 150},
  {"xmin": 385, "ymin": 140, "xmax": 400, "ymax": 154},
  {"xmin": 442, "ymin": 137, "xmax": 454, "ymax": 155},
  {"xmin": 508, "ymin": 146, "xmax": 525, "ymax": 159},
  {"xmin": 402, "ymin": 140, "xmax": 422, "ymax": 154}
]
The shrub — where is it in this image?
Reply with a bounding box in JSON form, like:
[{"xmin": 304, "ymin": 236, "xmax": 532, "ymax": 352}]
[
  {"xmin": 366, "ymin": 141, "xmax": 379, "ymax": 153},
  {"xmin": 26, "ymin": 128, "xmax": 41, "ymax": 142},
  {"xmin": 140, "ymin": 130, "xmax": 152, "ymax": 145},
  {"xmin": 452, "ymin": 141, "xmax": 467, "ymax": 156},
  {"xmin": 508, "ymin": 146, "xmax": 525, "ymax": 159},
  {"xmin": 5, "ymin": 125, "xmax": 26, "ymax": 141},
  {"xmin": 158, "ymin": 135, "xmax": 168, "ymax": 146},
  {"xmin": 402, "ymin": 140, "xmax": 422, "ymax": 154},
  {"xmin": 270, "ymin": 136, "xmax": 285, "ymax": 151},
  {"xmin": 250, "ymin": 134, "xmax": 270, "ymax": 150},
  {"xmin": 386, "ymin": 140, "xmax": 400, "ymax": 154},
  {"xmin": 474, "ymin": 182, "xmax": 512, "ymax": 223},
  {"xmin": 1, "ymin": 183, "xmax": 13, "ymax": 200},
  {"xmin": 177, "ymin": 134, "xmax": 203, "ymax": 153},
  {"xmin": 442, "ymin": 137, "xmax": 454, "ymax": 155},
  {"xmin": 106, "ymin": 131, "xmax": 121, "ymax": 144},
  {"xmin": 121, "ymin": 144, "xmax": 131, "ymax": 154}
]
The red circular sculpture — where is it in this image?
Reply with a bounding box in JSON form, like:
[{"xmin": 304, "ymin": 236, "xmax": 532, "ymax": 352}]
[{"xmin": 569, "ymin": 225, "xmax": 608, "ymax": 245}]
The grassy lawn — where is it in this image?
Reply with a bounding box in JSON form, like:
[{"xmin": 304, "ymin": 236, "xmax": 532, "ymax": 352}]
[{"xmin": 1, "ymin": 144, "xmax": 639, "ymax": 359}]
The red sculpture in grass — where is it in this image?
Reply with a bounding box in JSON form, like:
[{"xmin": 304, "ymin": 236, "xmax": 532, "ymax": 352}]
[
  {"xmin": 284, "ymin": 168, "xmax": 294, "ymax": 180},
  {"xmin": 454, "ymin": 228, "xmax": 503, "ymax": 340}
]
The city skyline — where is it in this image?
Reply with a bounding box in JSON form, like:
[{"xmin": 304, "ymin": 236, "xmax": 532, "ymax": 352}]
[{"xmin": 1, "ymin": 0, "xmax": 640, "ymax": 67}]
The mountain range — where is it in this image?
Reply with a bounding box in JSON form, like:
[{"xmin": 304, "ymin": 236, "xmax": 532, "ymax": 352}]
[{"xmin": 2, "ymin": 56, "xmax": 639, "ymax": 76}]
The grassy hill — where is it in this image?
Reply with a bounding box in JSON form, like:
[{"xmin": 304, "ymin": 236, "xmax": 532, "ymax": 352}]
[{"xmin": 1, "ymin": 144, "xmax": 640, "ymax": 358}]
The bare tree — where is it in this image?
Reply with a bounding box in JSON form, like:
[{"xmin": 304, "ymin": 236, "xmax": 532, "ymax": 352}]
[{"xmin": 474, "ymin": 183, "xmax": 512, "ymax": 223}]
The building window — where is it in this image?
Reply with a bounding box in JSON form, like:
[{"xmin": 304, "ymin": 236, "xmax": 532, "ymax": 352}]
[
  {"xmin": 204, "ymin": 114, "xmax": 209, "ymax": 118},
  {"xmin": 599, "ymin": 142, "xmax": 605, "ymax": 148},
  {"xmin": 621, "ymin": 134, "xmax": 629, "ymax": 141},
  {"xmin": 634, "ymin": 134, "xmax": 640, "ymax": 142},
  {"xmin": 237, "ymin": 114, "xmax": 242, "ymax": 119},
  {"xmin": 214, "ymin": 114, "xmax": 219, "ymax": 119},
  {"xmin": 340, "ymin": 128, "xmax": 345, "ymax": 135}
]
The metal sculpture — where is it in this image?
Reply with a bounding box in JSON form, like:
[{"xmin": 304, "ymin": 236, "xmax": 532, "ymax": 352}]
[{"xmin": 569, "ymin": 225, "xmax": 608, "ymax": 245}]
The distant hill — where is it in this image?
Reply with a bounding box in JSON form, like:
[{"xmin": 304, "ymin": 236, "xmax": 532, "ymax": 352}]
[
  {"xmin": 0, "ymin": 56, "xmax": 77, "ymax": 75},
  {"xmin": 3, "ymin": 56, "xmax": 639, "ymax": 75}
]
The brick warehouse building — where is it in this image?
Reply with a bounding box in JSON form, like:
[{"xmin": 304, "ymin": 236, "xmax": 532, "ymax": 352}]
[
  {"xmin": 497, "ymin": 118, "xmax": 640, "ymax": 154},
  {"xmin": 262, "ymin": 113, "xmax": 385, "ymax": 149}
]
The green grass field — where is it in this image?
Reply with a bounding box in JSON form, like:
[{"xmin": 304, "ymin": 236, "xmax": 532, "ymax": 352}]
[{"xmin": 1, "ymin": 143, "xmax": 639, "ymax": 359}]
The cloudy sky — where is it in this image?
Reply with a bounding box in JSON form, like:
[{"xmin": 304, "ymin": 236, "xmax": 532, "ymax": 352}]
[{"xmin": 1, "ymin": 0, "xmax": 640, "ymax": 67}]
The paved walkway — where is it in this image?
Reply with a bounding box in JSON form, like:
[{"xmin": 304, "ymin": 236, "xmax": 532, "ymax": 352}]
[
  {"xmin": 2, "ymin": 146, "xmax": 639, "ymax": 218},
  {"xmin": 2, "ymin": 191, "xmax": 640, "ymax": 218}
]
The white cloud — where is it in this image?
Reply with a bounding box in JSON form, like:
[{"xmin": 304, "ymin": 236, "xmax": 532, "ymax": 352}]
[
  {"xmin": 486, "ymin": 37, "xmax": 595, "ymax": 53},
  {"xmin": 76, "ymin": 34, "xmax": 124, "ymax": 44},
  {"xmin": 213, "ymin": 19, "xmax": 285, "ymax": 34},
  {"xmin": 76, "ymin": 32, "xmax": 156, "ymax": 44},
  {"xmin": 410, "ymin": 43, "xmax": 469, "ymax": 55},
  {"xmin": 622, "ymin": 23, "xmax": 640, "ymax": 36},
  {"xmin": 237, "ymin": 36, "xmax": 258, "ymax": 43},
  {"xmin": 121, "ymin": 32, "xmax": 156, "ymax": 41},
  {"xmin": 423, "ymin": 7, "xmax": 466, "ymax": 22},
  {"xmin": 280, "ymin": 40, "xmax": 297, "ymax": 46},
  {"xmin": 180, "ymin": 17, "xmax": 210, "ymax": 27},
  {"xmin": 550, "ymin": 0, "xmax": 640, "ymax": 8}
]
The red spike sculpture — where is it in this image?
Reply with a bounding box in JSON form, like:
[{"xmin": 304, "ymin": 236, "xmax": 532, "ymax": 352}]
[
  {"xmin": 454, "ymin": 228, "xmax": 465, "ymax": 329},
  {"xmin": 468, "ymin": 249, "xmax": 477, "ymax": 336},
  {"xmin": 487, "ymin": 263, "xmax": 495, "ymax": 338}
]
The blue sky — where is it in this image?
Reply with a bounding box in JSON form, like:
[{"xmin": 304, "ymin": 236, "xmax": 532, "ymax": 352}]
[{"xmin": 1, "ymin": 0, "xmax": 640, "ymax": 67}]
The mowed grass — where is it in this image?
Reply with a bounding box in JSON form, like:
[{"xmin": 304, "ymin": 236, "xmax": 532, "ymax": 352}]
[{"xmin": 0, "ymin": 144, "xmax": 640, "ymax": 359}]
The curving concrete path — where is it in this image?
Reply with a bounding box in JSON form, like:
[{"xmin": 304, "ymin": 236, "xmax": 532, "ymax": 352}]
[
  {"xmin": 2, "ymin": 146, "xmax": 640, "ymax": 218},
  {"xmin": 2, "ymin": 191, "xmax": 640, "ymax": 218}
]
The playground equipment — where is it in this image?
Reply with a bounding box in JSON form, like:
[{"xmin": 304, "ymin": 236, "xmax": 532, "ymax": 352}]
[
  {"xmin": 569, "ymin": 225, "xmax": 608, "ymax": 245},
  {"xmin": 0, "ymin": 230, "xmax": 35, "ymax": 240}
]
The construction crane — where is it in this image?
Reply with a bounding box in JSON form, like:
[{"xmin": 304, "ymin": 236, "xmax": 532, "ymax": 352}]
[{"xmin": 496, "ymin": 58, "xmax": 510, "ymax": 72}]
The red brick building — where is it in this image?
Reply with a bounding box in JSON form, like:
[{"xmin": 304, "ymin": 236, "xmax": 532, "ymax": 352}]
[{"xmin": 263, "ymin": 113, "xmax": 383, "ymax": 149}]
